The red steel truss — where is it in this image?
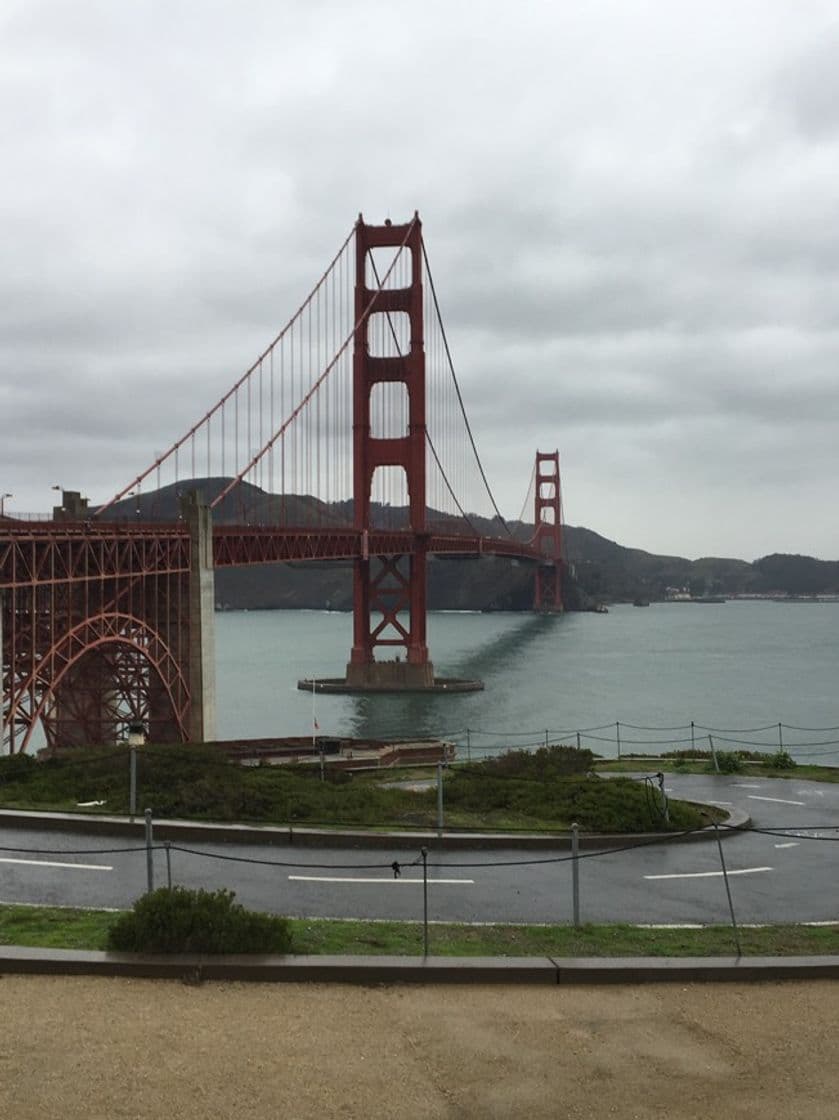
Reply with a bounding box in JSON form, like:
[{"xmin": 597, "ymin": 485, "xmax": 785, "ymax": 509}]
[
  {"xmin": 1, "ymin": 217, "xmax": 565, "ymax": 751},
  {"xmin": 1, "ymin": 519, "xmax": 544, "ymax": 752},
  {"xmin": 1, "ymin": 523, "xmax": 192, "ymax": 753}
]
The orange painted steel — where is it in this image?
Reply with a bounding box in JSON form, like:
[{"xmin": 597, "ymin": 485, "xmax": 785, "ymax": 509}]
[
  {"xmin": 533, "ymin": 450, "xmax": 564, "ymax": 613},
  {"xmin": 1, "ymin": 520, "xmax": 544, "ymax": 752},
  {"xmin": 1, "ymin": 216, "xmax": 563, "ymax": 751},
  {"xmin": 349, "ymin": 216, "xmax": 431, "ymax": 676}
]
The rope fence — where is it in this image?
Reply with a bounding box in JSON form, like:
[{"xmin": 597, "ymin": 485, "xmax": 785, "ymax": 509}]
[{"xmin": 438, "ymin": 721, "xmax": 839, "ymax": 762}]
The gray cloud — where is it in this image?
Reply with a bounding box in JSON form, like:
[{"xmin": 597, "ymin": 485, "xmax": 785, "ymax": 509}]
[{"xmin": 1, "ymin": 0, "xmax": 838, "ymax": 560}]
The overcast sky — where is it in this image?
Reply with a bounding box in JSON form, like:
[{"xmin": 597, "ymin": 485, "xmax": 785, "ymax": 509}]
[{"xmin": 2, "ymin": 0, "xmax": 838, "ymax": 560}]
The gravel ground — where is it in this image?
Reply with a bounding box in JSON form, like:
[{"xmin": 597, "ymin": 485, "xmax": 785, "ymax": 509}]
[{"xmin": 1, "ymin": 977, "xmax": 837, "ymax": 1119}]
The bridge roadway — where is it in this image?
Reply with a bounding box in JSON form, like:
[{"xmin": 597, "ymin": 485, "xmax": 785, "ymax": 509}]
[
  {"xmin": 0, "ymin": 521, "xmax": 541, "ymax": 591},
  {"xmin": 1, "ymin": 775, "xmax": 837, "ymax": 926}
]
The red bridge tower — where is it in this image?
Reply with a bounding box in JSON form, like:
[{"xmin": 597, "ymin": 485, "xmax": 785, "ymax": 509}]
[
  {"xmin": 345, "ymin": 215, "xmax": 433, "ymax": 688},
  {"xmin": 533, "ymin": 450, "xmax": 563, "ymax": 612}
]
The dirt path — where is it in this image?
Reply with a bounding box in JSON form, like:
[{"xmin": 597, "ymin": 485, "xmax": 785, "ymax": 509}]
[{"xmin": 1, "ymin": 977, "xmax": 836, "ymax": 1119}]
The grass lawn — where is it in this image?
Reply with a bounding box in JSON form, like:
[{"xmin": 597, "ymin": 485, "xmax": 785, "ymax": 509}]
[{"xmin": 2, "ymin": 903, "xmax": 838, "ymax": 958}]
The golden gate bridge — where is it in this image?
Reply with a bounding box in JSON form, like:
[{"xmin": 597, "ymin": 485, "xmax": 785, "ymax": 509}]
[{"xmin": 1, "ymin": 214, "xmax": 563, "ymax": 754}]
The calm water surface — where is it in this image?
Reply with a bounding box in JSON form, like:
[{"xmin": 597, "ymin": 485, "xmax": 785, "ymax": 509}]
[{"xmin": 215, "ymin": 602, "xmax": 839, "ymax": 762}]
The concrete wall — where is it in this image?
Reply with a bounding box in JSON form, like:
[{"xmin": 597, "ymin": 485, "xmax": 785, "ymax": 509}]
[{"xmin": 181, "ymin": 492, "xmax": 216, "ymax": 742}]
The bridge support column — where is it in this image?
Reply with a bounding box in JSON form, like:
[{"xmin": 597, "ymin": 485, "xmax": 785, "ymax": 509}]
[
  {"xmin": 533, "ymin": 450, "xmax": 564, "ymax": 613},
  {"xmin": 182, "ymin": 492, "xmax": 216, "ymax": 741},
  {"xmin": 0, "ymin": 590, "xmax": 6, "ymax": 754},
  {"xmin": 345, "ymin": 214, "xmax": 435, "ymax": 690}
]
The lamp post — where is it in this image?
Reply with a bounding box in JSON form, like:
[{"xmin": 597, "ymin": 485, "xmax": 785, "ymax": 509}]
[{"xmin": 0, "ymin": 493, "xmax": 11, "ymax": 517}]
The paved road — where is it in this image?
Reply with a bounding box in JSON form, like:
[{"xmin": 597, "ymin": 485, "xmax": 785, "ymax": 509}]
[{"xmin": 1, "ymin": 774, "xmax": 837, "ymax": 925}]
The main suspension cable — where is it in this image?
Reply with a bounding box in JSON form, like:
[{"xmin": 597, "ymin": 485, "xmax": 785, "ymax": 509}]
[{"xmin": 420, "ymin": 236, "xmax": 513, "ymax": 536}]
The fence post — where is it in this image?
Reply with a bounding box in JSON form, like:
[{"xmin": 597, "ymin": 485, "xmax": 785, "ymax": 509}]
[
  {"xmin": 690, "ymin": 720, "xmax": 695, "ymax": 753},
  {"xmin": 144, "ymin": 808, "xmax": 154, "ymax": 893},
  {"xmin": 711, "ymin": 818, "xmax": 742, "ymax": 956},
  {"xmin": 616, "ymin": 721, "xmax": 621, "ymax": 761},
  {"xmin": 164, "ymin": 841, "xmax": 173, "ymax": 888},
  {"xmin": 571, "ymin": 822, "xmax": 580, "ymax": 928},
  {"xmin": 421, "ymin": 847, "xmax": 429, "ymax": 956},
  {"xmin": 436, "ymin": 763, "xmax": 444, "ymax": 837},
  {"xmin": 708, "ymin": 734, "xmax": 720, "ymax": 773},
  {"xmin": 576, "ymin": 730, "xmax": 581, "ymax": 750},
  {"xmin": 778, "ymin": 722, "xmax": 784, "ymax": 751},
  {"xmin": 129, "ymin": 747, "xmax": 137, "ymax": 822},
  {"xmin": 658, "ymin": 772, "xmax": 670, "ymax": 824}
]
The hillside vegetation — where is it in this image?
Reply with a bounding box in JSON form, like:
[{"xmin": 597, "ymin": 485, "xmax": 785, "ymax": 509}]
[
  {"xmin": 99, "ymin": 478, "xmax": 839, "ymax": 608},
  {"xmin": 0, "ymin": 744, "xmax": 707, "ymax": 834}
]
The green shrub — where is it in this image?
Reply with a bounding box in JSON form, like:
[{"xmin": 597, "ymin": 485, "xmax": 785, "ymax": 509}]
[
  {"xmin": 479, "ymin": 745, "xmax": 596, "ymax": 780},
  {"xmin": 0, "ymin": 752, "xmax": 37, "ymax": 783},
  {"xmin": 709, "ymin": 751, "xmax": 742, "ymax": 774},
  {"xmin": 661, "ymin": 748, "xmax": 765, "ymax": 762},
  {"xmin": 442, "ymin": 771, "xmax": 706, "ymax": 832},
  {"xmin": 767, "ymin": 750, "xmax": 796, "ymax": 770},
  {"xmin": 106, "ymin": 887, "xmax": 293, "ymax": 954}
]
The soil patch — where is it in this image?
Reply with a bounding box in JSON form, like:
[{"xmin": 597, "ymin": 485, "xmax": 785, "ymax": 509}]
[{"xmin": 1, "ymin": 977, "xmax": 837, "ymax": 1118}]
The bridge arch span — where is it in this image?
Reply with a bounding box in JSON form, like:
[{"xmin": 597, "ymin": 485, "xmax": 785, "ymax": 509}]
[{"xmin": 6, "ymin": 611, "xmax": 189, "ymax": 754}]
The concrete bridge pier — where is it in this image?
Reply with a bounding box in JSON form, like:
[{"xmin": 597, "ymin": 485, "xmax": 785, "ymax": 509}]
[{"xmin": 181, "ymin": 492, "xmax": 216, "ymax": 743}]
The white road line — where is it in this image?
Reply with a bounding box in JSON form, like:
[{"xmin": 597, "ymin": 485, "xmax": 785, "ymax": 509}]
[
  {"xmin": 733, "ymin": 783, "xmax": 763, "ymax": 789},
  {"xmin": 0, "ymin": 857, "xmax": 113, "ymax": 872},
  {"xmin": 748, "ymin": 794, "xmax": 805, "ymax": 806},
  {"xmin": 640, "ymin": 920, "xmax": 839, "ymax": 929},
  {"xmin": 288, "ymin": 875, "xmax": 474, "ymax": 885},
  {"xmin": 644, "ymin": 867, "xmax": 772, "ymax": 881},
  {"xmin": 637, "ymin": 923, "xmax": 705, "ymax": 929},
  {"xmin": 774, "ymin": 842, "xmax": 800, "ymax": 849}
]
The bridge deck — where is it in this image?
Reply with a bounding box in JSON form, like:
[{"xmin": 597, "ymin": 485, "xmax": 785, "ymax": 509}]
[{"xmin": 0, "ymin": 522, "xmax": 542, "ymax": 588}]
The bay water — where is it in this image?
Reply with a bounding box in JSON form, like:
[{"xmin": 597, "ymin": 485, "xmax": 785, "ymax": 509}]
[{"xmin": 216, "ymin": 602, "xmax": 839, "ymax": 763}]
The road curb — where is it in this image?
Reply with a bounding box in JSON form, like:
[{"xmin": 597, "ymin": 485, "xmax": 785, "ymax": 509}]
[
  {"xmin": 1, "ymin": 946, "xmax": 837, "ymax": 985},
  {"xmin": 0, "ymin": 806, "xmax": 751, "ymax": 850}
]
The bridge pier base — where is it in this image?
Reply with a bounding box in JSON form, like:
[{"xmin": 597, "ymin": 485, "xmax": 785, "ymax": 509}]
[
  {"xmin": 344, "ymin": 658, "xmax": 435, "ymax": 690},
  {"xmin": 300, "ymin": 671, "xmax": 482, "ymax": 695}
]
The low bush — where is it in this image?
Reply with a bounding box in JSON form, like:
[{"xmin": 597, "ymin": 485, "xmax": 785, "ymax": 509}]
[
  {"xmin": 478, "ymin": 744, "xmax": 596, "ymax": 779},
  {"xmin": 709, "ymin": 751, "xmax": 742, "ymax": 774},
  {"xmin": 106, "ymin": 887, "xmax": 293, "ymax": 954},
  {"xmin": 767, "ymin": 750, "xmax": 797, "ymax": 770},
  {"xmin": 443, "ymin": 771, "xmax": 706, "ymax": 832},
  {"xmin": 661, "ymin": 748, "xmax": 766, "ymax": 762},
  {"xmin": 0, "ymin": 752, "xmax": 37, "ymax": 783}
]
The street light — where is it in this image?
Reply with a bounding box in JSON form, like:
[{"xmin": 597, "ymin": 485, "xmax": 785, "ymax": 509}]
[
  {"xmin": 51, "ymin": 485, "xmax": 65, "ymax": 519},
  {"xmin": 0, "ymin": 493, "xmax": 11, "ymax": 516}
]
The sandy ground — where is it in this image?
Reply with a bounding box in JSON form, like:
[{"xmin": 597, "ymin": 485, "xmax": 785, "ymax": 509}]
[{"xmin": 1, "ymin": 977, "xmax": 836, "ymax": 1119}]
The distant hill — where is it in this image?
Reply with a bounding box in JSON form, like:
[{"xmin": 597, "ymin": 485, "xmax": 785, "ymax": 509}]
[{"xmin": 98, "ymin": 480, "xmax": 839, "ymax": 608}]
